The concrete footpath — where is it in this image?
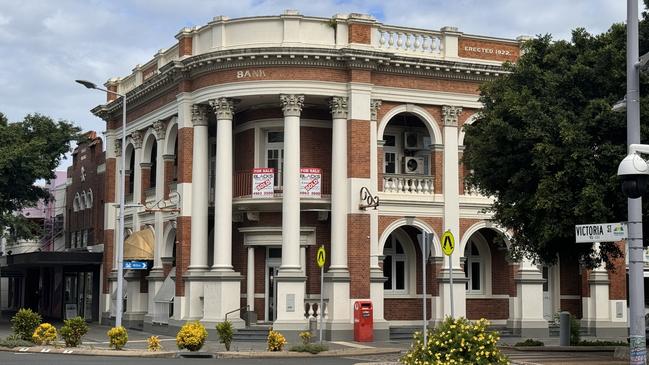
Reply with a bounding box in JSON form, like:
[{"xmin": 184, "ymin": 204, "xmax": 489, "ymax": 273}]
[
  {"xmin": 0, "ymin": 317, "xmax": 404, "ymax": 358},
  {"xmin": 0, "ymin": 317, "xmax": 633, "ymax": 363}
]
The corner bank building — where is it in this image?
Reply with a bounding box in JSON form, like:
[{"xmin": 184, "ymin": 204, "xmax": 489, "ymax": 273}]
[{"xmin": 90, "ymin": 11, "xmax": 628, "ymax": 339}]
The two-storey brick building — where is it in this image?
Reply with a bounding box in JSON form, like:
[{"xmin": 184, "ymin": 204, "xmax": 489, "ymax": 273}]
[{"xmin": 90, "ymin": 11, "xmax": 627, "ymax": 339}]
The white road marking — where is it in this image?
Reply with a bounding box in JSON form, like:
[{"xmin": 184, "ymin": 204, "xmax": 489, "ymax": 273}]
[
  {"xmin": 330, "ymin": 341, "xmax": 375, "ymax": 349},
  {"xmin": 40, "ymin": 348, "xmax": 51, "ymax": 352}
]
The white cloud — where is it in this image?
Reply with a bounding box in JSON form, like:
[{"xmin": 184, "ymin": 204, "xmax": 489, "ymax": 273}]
[{"xmin": 0, "ymin": 0, "xmax": 633, "ymax": 169}]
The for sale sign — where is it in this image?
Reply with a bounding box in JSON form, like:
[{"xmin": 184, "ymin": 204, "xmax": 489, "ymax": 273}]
[
  {"xmin": 252, "ymin": 168, "xmax": 275, "ymax": 198},
  {"xmin": 300, "ymin": 168, "xmax": 321, "ymax": 198}
]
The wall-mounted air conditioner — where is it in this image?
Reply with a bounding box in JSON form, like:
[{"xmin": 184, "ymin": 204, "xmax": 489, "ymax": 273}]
[
  {"xmin": 403, "ymin": 157, "xmax": 424, "ymax": 174},
  {"xmin": 404, "ymin": 132, "xmax": 419, "ymax": 149}
]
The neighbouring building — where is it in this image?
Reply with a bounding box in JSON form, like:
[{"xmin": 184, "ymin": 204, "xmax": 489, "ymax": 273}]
[
  {"xmin": 0, "ymin": 132, "xmax": 105, "ymax": 320},
  {"xmin": 89, "ymin": 11, "xmax": 627, "ymax": 339}
]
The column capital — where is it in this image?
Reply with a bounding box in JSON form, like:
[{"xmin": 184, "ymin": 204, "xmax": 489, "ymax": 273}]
[
  {"xmin": 191, "ymin": 104, "xmax": 209, "ymax": 126},
  {"xmin": 329, "ymin": 96, "xmax": 348, "ymax": 119},
  {"xmin": 140, "ymin": 162, "xmax": 152, "ymax": 169},
  {"xmin": 370, "ymin": 99, "xmax": 382, "ymax": 121},
  {"xmin": 209, "ymin": 97, "xmax": 236, "ymax": 120},
  {"xmin": 162, "ymin": 154, "xmax": 175, "ymax": 161},
  {"xmin": 280, "ymin": 94, "xmax": 304, "ymax": 117},
  {"xmin": 442, "ymin": 105, "xmax": 463, "ymax": 127},
  {"xmin": 152, "ymin": 120, "xmax": 167, "ymax": 140},
  {"xmin": 114, "ymin": 139, "xmax": 122, "ymax": 157},
  {"xmin": 130, "ymin": 130, "xmax": 143, "ymax": 149}
]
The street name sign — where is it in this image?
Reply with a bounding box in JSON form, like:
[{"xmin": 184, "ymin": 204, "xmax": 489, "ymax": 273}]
[
  {"xmin": 575, "ymin": 222, "xmax": 627, "ymax": 243},
  {"xmin": 123, "ymin": 261, "xmax": 148, "ymax": 270}
]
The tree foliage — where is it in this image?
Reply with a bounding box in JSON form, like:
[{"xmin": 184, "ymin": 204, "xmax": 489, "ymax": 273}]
[
  {"xmin": 0, "ymin": 112, "xmax": 79, "ymax": 243},
  {"xmin": 463, "ymin": 17, "xmax": 649, "ymax": 268}
]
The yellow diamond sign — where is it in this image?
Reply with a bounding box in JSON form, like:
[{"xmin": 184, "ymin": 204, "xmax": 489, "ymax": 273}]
[
  {"xmin": 316, "ymin": 246, "xmax": 326, "ymax": 268},
  {"xmin": 441, "ymin": 230, "xmax": 455, "ymax": 256}
]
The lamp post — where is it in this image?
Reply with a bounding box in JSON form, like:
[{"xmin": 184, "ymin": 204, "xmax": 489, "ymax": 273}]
[
  {"xmin": 76, "ymin": 79, "xmax": 126, "ymax": 328},
  {"xmin": 624, "ymin": 1, "xmax": 647, "ymax": 364}
]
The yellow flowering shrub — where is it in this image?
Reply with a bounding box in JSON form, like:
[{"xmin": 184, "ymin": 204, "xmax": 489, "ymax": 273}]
[
  {"xmin": 401, "ymin": 317, "xmax": 509, "ymax": 365},
  {"xmin": 32, "ymin": 323, "xmax": 57, "ymax": 345},
  {"xmin": 298, "ymin": 331, "xmax": 312, "ymax": 345},
  {"xmin": 176, "ymin": 321, "xmax": 208, "ymax": 352},
  {"xmin": 267, "ymin": 329, "xmax": 287, "ymax": 351},
  {"xmin": 147, "ymin": 335, "xmax": 162, "ymax": 351},
  {"xmin": 107, "ymin": 326, "xmax": 128, "ymax": 350}
]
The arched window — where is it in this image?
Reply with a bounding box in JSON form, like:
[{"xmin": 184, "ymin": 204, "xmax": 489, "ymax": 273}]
[
  {"xmin": 86, "ymin": 189, "xmax": 93, "ymax": 208},
  {"xmin": 73, "ymin": 194, "xmax": 80, "ymax": 212},
  {"xmin": 383, "ymin": 234, "xmax": 408, "ymax": 294},
  {"xmin": 150, "ymin": 141, "xmax": 157, "ymax": 188},
  {"xmin": 464, "ymin": 241, "xmax": 484, "ymax": 293}
]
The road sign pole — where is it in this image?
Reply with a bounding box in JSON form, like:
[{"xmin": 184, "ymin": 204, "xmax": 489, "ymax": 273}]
[
  {"xmin": 449, "ymin": 252, "xmax": 454, "ymax": 318},
  {"xmin": 320, "ymin": 264, "xmax": 324, "ymax": 343},
  {"xmin": 422, "ymin": 232, "xmax": 428, "ymax": 347}
]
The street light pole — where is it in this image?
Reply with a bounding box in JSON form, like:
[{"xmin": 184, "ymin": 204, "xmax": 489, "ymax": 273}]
[
  {"xmin": 624, "ymin": 1, "xmax": 647, "ymax": 364},
  {"xmin": 76, "ymin": 79, "xmax": 126, "ymax": 328}
]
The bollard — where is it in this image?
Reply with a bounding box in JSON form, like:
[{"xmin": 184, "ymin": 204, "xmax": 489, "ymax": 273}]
[{"xmin": 559, "ymin": 311, "xmax": 571, "ymax": 346}]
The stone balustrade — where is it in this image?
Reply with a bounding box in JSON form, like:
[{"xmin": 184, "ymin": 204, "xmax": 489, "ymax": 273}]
[
  {"xmin": 383, "ymin": 174, "xmax": 434, "ymax": 195},
  {"xmin": 304, "ymin": 299, "xmax": 328, "ymax": 321},
  {"xmin": 375, "ymin": 26, "xmax": 443, "ymax": 55}
]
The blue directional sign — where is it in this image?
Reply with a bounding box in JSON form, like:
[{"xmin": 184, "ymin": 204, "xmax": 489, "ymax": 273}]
[{"xmin": 123, "ymin": 261, "xmax": 148, "ymax": 270}]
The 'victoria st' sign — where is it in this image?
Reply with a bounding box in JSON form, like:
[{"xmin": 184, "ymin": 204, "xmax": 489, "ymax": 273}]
[{"xmin": 575, "ymin": 222, "xmax": 627, "ymax": 243}]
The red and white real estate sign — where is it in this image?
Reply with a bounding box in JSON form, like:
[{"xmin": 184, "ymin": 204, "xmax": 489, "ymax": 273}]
[
  {"xmin": 252, "ymin": 168, "xmax": 274, "ymax": 198},
  {"xmin": 300, "ymin": 168, "xmax": 321, "ymax": 198}
]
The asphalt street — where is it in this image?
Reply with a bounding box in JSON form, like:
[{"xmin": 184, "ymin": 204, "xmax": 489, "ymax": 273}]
[
  {"xmin": 0, "ymin": 352, "xmax": 394, "ymax": 365},
  {"xmin": 0, "ymin": 349, "xmax": 632, "ymax": 365}
]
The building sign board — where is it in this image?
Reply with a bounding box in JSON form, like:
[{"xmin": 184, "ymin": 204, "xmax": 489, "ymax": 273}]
[
  {"xmin": 252, "ymin": 168, "xmax": 275, "ymax": 198},
  {"xmin": 575, "ymin": 222, "xmax": 627, "ymax": 243},
  {"xmin": 300, "ymin": 168, "xmax": 321, "ymax": 198}
]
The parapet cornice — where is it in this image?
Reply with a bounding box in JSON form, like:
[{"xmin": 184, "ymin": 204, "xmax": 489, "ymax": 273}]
[{"xmin": 93, "ymin": 46, "xmax": 507, "ymax": 119}]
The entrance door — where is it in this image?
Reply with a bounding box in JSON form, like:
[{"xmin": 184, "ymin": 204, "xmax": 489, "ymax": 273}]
[
  {"xmin": 265, "ymin": 247, "xmax": 282, "ymax": 322},
  {"xmin": 542, "ymin": 266, "xmax": 551, "ymax": 320}
]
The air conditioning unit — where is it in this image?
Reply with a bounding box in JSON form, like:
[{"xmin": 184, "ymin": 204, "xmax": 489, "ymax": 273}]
[
  {"xmin": 404, "ymin": 132, "xmax": 419, "ymax": 149},
  {"xmin": 403, "ymin": 157, "xmax": 424, "ymax": 174}
]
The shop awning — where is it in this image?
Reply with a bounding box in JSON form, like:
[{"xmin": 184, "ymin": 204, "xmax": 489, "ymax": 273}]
[
  {"xmin": 124, "ymin": 228, "xmax": 154, "ymax": 260},
  {"xmin": 153, "ymin": 267, "xmax": 176, "ymax": 303}
]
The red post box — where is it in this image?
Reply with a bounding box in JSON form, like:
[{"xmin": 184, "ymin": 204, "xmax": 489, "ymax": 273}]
[{"xmin": 353, "ymin": 300, "xmax": 373, "ymax": 342}]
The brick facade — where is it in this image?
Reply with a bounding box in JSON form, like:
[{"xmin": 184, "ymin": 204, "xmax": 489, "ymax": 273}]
[{"xmin": 466, "ymin": 298, "xmax": 509, "ymax": 319}]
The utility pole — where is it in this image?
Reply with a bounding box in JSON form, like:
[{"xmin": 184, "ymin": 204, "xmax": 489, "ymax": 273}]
[{"xmin": 625, "ymin": 1, "xmax": 646, "ymax": 364}]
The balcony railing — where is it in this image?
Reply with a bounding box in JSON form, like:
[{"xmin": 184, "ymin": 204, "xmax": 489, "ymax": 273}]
[
  {"xmin": 233, "ymin": 169, "xmax": 331, "ymax": 198},
  {"xmin": 382, "ymin": 174, "xmax": 434, "ymax": 195}
]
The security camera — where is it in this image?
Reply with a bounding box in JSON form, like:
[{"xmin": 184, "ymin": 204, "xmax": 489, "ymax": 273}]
[{"xmin": 618, "ymin": 152, "xmax": 649, "ymax": 198}]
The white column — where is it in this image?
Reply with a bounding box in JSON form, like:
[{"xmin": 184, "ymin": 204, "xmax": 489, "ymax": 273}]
[
  {"xmin": 202, "ymin": 98, "xmax": 242, "ymax": 325},
  {"xmin": 280, "ymin": 94, "xmax": 303, "ymax": 271},
  {"xmin": 188, "ymin": 104, "xmax": 209, "ymax": 271},
  {"xmin": 210, "ymin": 97, "xmax": 234, "ymax": 271},
  {"xmin": 273, "ymin": 94, "xmax": 307, "ymax": 328},
  {"xmin": 511, "ymin": 258, "xmax": 548, "ymax": 337},
  {"xmin": 368, "ymin": 100, "xmax": 387, "ymax": 326},
  {"xmin": 152, "ymin": 120, "xmax": 166, "ymax": 270},
  {"xmin": 440, "ymin": 105, "xmax": 465, "ymax": 318},
  {"xmin": 247, "ymin": 247, "xmax": 255, "ymax": 311},
  {"xmin": 146, "ymin": 121, "xmax": 167, "ymax": 322},
  {"xmin": 329, "ymin": 96, "xmax": 348, "ymax": 271},
  {"xmin": 112, "ymin": 138, "xmax": 122, "ymax": 270},
  {"xmin": 130, "ymin": 130, "xmax": 143, "ymax": 230}
]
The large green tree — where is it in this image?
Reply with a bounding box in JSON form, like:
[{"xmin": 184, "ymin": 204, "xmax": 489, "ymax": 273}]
[
  {"xmin": 0, "ymin": 112, "xmax": 79, "ymax": 243},
  {"xmin": 463, "ymin": 18, "xmax": 649, "ymax": 268}
]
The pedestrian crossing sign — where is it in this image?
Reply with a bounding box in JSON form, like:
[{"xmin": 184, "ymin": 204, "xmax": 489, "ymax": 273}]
[{"xmin": 441, "ymin": 230, "xmax": 455, "ymax": 256}]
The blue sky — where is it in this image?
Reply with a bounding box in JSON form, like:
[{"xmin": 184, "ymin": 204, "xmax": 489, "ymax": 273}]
[{"xmin": 0, "ymin": 0, "xmax": 630, "ymax": 168}]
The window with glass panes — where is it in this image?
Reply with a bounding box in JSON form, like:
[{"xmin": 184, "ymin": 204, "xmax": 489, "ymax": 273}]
[
  {"xmin": 266, "ymin": 131, "xmax": 284, "ymax": 188},
  {"xmin": 383, "ymin": 134, "xmax": 397, "ymax": 174},
  {"xmin": 383, "ymin": 234, "xmax": 407, "ymax": 293},
  {"xmin": 464, "ymin": 241, "xmax": 483, "ymax": 293}
]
